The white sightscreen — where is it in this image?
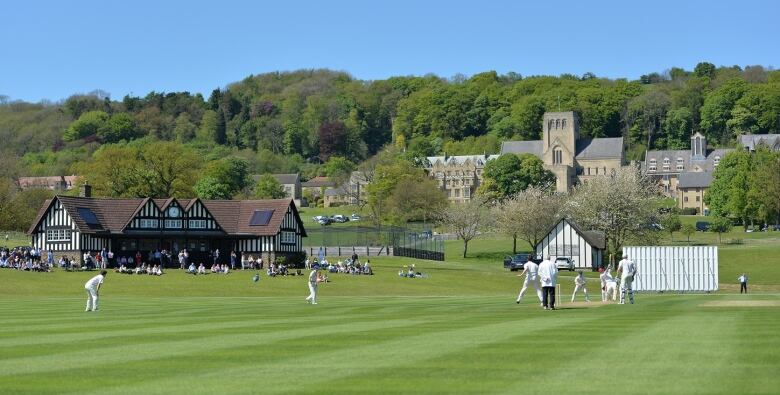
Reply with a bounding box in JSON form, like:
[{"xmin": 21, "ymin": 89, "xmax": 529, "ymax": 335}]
[{"xmin": 623, "ymin": 246, "xmax": 718, "ymax": 292}]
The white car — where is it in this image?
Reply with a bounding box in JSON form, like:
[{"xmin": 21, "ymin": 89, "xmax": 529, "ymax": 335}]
[{"xmin": 554, "ymin": 257, "xmax": 575, "ymax": 271}]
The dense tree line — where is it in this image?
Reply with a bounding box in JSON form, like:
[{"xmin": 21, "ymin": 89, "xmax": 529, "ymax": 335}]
[{"xmin": 1, "ymin": 64, "xmax": 779, "ymax": 201}]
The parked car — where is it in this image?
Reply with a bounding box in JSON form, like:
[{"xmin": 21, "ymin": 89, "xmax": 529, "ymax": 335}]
[
  {"xmin": 316, "ymin": 217, "xmax": 332, "ymax": 225},
  {"xmin": 503, "ymin": 253, "xmax": 543, "ymax": 271},
  {"xmin": 350, "ymin": 213, "xmax": 361, "ymax": 221},
  {"xmin": 331, "ymin": 214, "xmax": 349, "ymax": 223},
  {"xmin": 554, "ymin": 257, "xmax": 575, "ymax": 271},
  {"xmin": 312, "ymin": 215, "xmax": 328, "ymax": 222},
  {"xmin": 773, "ymin": 224, "xmax": 780, "ymax": 231},
  {"xmin": 695, "ymin": 221, "xmax": 710, "ymax": 232},
  {"xmin": 419, "ymin": 230, "xmax": 433, "ymax": 239}
]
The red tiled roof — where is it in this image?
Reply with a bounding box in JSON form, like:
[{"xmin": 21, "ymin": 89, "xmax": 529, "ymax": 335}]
[{"xmin": 27, "ymin": 196, "xmax": 303, "ymax": 237}]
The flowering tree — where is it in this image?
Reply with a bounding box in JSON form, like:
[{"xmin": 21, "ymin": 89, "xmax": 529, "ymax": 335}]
[
  {"xmin": 437, "ymin": 197, "xmax": 488, "ymax": 258},
  {"xmin": 567, "ymin": 165, "xmax": 660, "ymax": 256},
  {"xmin": 492, "ymin": 185, "xmax": 565, "ymax": 254}
]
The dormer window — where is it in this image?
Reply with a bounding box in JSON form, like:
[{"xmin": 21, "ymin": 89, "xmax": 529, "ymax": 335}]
[
  {"xmin": 714, "ymin": 156, "xmax": 721, "ymax": 166},
  {"xmin": 649, "ymin": 158, "xmax": 657, "ymax": 165}
]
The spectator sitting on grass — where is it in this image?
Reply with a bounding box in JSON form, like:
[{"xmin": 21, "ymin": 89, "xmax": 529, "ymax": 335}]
[
  {"xmin": 197, "ymin": 263, "xmax": 206, "ymax": 275},
  {"xmin": 267, "ymin": 263, "xmax": 277, "ymax": 277},
  {"xmin": 363, "ymin": 260, "xmax": 372, "ymax": 275},
  {"xmin": 188, "ymin": 263, "xmax": 197, "ymax": 275}
]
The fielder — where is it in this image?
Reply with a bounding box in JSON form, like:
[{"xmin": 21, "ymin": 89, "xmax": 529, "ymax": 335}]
[
  {"xmin": 516, "ymin": 257, "xmax": 543, "ymax": 305},
  {"xmin": 84, "ymin": 270, "xmax": 107, "ymax": 312},
  {"xmin": 571, "ymin": 270, "xmax": 590, "ymax": 302},
  {"xmin": 305, "ymin": 266, "xmax": 320, "ymax": 305},
  {"xmin": 599, "ymin": 265, "xmax": 618, "ymax": 302},
  {"xmin": 616, "ymin": 255, "xmax": 638, "ymax": 304}
]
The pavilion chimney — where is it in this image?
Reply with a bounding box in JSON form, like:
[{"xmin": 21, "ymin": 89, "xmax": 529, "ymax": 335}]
[{"xmin": 80, "ymin": 182, "xmax": 92, "ymax": 198}]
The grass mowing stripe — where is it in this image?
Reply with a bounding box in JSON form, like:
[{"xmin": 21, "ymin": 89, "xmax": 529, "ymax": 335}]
[
  {"xmin": 0, "ymin": 316, "xmax": 427, "ymax": 376},
  {"xmin": 0, "ymin": 312, "xmax": 371, "ymax": 348},
  {"xmin": 84, "ymin": 311, "xmax": 600, "ymax": 394}
]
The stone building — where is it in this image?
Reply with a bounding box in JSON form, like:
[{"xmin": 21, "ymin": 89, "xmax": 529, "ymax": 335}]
[
  {"xmin": 676, "ymin": 172, "xmax": 712, "ymax": 214},
  {"xmin": 424, "ymin": 154, "xmax": 498, "ymax": 202},
  {"xmin": 252, "ymin": 174, "xmax": 302, "ymax": 206},
  {"xmin": 501, "ymin": 111, "xmax": 625, "ymax": 192},
  {"xmin": 739, "ymin": 134, "xmax": 780, "ymax": 152},
  {"xmin": 17, "ymin": 175, "xmax": 78, "ymax": 191},
  {"xmin": 643, "ymin": 132, "xmax": 732, "ymax": 208}
]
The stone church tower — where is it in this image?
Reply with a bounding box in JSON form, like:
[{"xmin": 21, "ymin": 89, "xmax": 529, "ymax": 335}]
[{"xmin": 543, "ymin": 112, "xmax": 579, "ymax": 192}]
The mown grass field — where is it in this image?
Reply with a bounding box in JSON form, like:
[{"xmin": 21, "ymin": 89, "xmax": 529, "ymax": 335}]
[
  {"xmin": 2, "ymin": 250, "xmax": 780, "ymax": 394},
  {"xmin": 3, "ymin": 220, "xmax": 779, "ymax": 394}
]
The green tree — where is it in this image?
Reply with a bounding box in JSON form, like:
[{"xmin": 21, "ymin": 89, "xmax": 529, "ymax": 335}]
[
  {"xmin": 194, "ymin": 176, "xmax": 234, "ymax": 200},
  {"xmin": 693, "ymin": 62, "xmax": 717, "ymax": 79},
  {"xmin": 322, "ymin": 156, "xmax": 356, "ymax": 178},
  {"xmin": 705, "ymin": 150, "xmax": 752, "ymax": 228},
  {"xmin": 709, "ymin": 216, "xmax": 732, "ymax": 243},
  {"xmin": 197, "ymin": 110, "xmax": 219, "ymax": 142},
  {"xmin": 100, "ymin": 113, "xmax": 139, "ymax": 143},
  {"xmin": 202, "ymin": 156, "xmax": 251, "ymax": 197},
  {"xmin": 173, "ymin": 113, "xmax": 197, "ymax": 142},
  {"xmin": 386, "ymin": 176, "xmax": 448, "ymax": 225},
  {"xmin": 63, "ymin": 110, "xmax": 109, "ymax": 141},
  {"xmin": 660, "ymin": 214, "xmax": 682, "ymax": 238},
  {"xmin": 254, "ymin": 174, "xmax": 286, "ymax": 199},
  {"xmin": 699, "ymin": 78, "xmax": 747, "ymax": 143},
  {"xmin": 747, "ymin": 149, "xmax": 780, "ymax": 225},
  {"xmin": 662, "ymin": 108, "xmax": 694, "ymax": 149},
  {"xmin": 681, "ymin": 223, "xmax": 695, "ymax": 244},
  {"xmin": 478, "ymin": 153, "xmax": 554, "ymax": 200}
]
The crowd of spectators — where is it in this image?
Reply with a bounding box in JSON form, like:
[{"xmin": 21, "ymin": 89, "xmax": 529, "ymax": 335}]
[
  {"xmin": 1, "ymin": 246, "xmax": 53, "ymax": 272},
  {"xmin": 305, "ymin": 253, "xmax": 373, "ymax": 276}
]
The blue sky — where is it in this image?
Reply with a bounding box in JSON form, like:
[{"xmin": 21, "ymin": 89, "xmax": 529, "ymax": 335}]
[{"xmin": 2, "ymin": 0, "xmax": 778, "ymax": 102}]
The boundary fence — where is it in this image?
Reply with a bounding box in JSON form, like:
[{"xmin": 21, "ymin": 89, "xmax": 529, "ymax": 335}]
[{"xmin": 303, "ymin": 226, "xmax": 444, "ymax": 261}]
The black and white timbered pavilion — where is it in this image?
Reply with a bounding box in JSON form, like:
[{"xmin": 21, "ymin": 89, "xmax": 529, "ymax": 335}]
[
  {"xmin": 534, "ymin": 218, "xmax": 606, "ymax": 270},
  {"xmin": 27, "ymin": 194, "xmax": 306, "ymax": 266}
]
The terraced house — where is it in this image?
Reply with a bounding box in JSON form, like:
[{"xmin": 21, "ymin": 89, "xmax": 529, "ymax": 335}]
[{"xmin": 27, "ymin": 186, "xmax": 306, "ymax": 265}]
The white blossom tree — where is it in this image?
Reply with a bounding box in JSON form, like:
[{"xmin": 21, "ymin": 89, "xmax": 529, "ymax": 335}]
[
  {"xmin": 437, "ymin": 197, "xmax": 488, "ymax": 258},
  {"xmin": 492, "ymin": 185, "xmax": 565, "ymax": 254},
  {"xmin": 567, "ymin": 165, "xmax": 661, "ymax": 256}
]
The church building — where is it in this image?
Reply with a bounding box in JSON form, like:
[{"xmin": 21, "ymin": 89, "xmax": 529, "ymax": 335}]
[{"xmin": 500, "ymin": 111, "xmax": 625, "ymax": 192}]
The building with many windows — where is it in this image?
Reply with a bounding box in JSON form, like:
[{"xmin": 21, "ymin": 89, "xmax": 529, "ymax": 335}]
[
  {"xmin": 643, "ymin": 132, "xmax": 733, "ymax": 213},
  {"xmin": 27, "ymin": 191, "xmax": 306, "ymax": 265},
  {"xmin": 424, "ymin": 154, "xmax": 498, "ymax": 202}
]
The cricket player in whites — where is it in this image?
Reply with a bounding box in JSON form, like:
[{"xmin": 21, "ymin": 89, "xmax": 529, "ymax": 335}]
[
  {"xmin": 305, "ymin": 265, "xmax": 321, "ymax": 305},
  {"xmin": 516, "ymin": 257, "xmax": 543, "ymax": 305},
  {"xmin": 616, "ymin": 254, "xmax": 638, "ymax": 304},
  {"xmin": 571, "ymin": 270, "xmax": 590, "ymax": 302},
  {"xmin": 600, "ymin": 265, "xmax": 618, "ymax": 302},
  {"xmin": 84, "ymin": 270, "xmax": 107, "ymax": 312}
]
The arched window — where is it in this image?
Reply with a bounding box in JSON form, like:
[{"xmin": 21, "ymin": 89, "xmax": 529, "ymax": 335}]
[
  {"xmin": 663, "ymin": 157, "xmax": 670, "ymax": 165},
  {"xmin": 562, "ymin": 119, "xmax": 567, "ymax": 128},
  {"xmin": 548, "ymin": 120, "xmax": 553, "ymax": 132},
  {"xmin": 555, "ymin": 119, "xmax": 561, "ymax": 129},
  {"xmin": 553, "ymin": 148, "xmax": 563, "ymax": 164}
]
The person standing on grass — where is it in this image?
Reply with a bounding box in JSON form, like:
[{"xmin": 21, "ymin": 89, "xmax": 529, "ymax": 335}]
[
  {"xmin": 516, "ymin": 256, "xmax": 543, "ymax": 305},
  {"xmin": 84, "ymin": 270, "xmax": 107, "ymax": 312},
  {"xmin": 738, "ymin": 273, "xmax": 748, "ymax": 294},
  {"xmin": 571, "ymin": 270, "xmax": 590, "ymax": 302},
  {"xmin": 538, "ymin": 255, "xmax": 558, "ymax": 310},
  {"xmin": 617, "ymin": 254, "xmax": 637, "ymax": 305},
  {"xmin": 305, "ymin": 265, "xmax": 320, "ymax": 305}
]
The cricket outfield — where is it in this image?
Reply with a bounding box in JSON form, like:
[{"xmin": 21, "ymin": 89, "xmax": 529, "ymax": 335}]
[{"xmin": 1, "ymin": 253, "xmax": 779, "ymax": 394}]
